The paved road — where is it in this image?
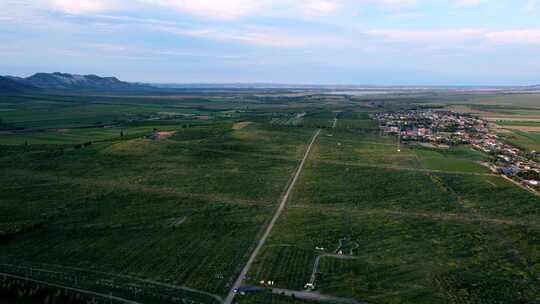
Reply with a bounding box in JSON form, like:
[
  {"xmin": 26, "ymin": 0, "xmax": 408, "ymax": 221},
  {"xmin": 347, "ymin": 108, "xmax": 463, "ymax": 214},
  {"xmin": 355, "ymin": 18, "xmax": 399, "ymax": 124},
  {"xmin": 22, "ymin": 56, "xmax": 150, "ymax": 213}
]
[
  {"xmin": 272, "ymin": 288, "xmax": 366, "ymax": 304},
  {"xmin": 224, "ymin": 129, "xmax": 321, "ymax": 304}
]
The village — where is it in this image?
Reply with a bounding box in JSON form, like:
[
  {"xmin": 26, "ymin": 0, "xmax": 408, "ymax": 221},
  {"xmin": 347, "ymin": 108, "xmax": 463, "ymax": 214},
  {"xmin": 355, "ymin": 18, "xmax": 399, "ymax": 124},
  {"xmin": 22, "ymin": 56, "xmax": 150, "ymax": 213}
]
[{"xmin": 373, "ymin": 110, "xmax": 540, "ymax": 192}]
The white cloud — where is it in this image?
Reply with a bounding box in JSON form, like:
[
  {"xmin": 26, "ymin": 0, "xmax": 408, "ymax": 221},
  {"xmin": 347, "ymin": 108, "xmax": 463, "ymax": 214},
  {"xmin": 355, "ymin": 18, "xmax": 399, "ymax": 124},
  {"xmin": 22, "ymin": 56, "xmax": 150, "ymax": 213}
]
[
  {"xmin": 49, "ymin": 0, "xmax": 114, "ymax": 14},
  {"xmin": 18, "ymin": 0, "xmax": 421, "ymax": 21},
  {"xmin": 150, "ymin": 24, "xmax": 345, "ymax": 48},
  {"xmin": 366, "ymin": 28, "xmax": 540, "ymax": 47},
  {"xmin": 137, "ymin": 0, "xmax": 343, "ymax": 19},
  {"xmin": 367, "ymin": 0, "xmax": 418, "ymax": 9},
  {"xmin": 137, "ymin": 0, "xmax": 268, "ymax": 20},
  {"xmin": 486, "ymin": 30, "xmax": 540, "ymax": 45},
  {"xmin": 366, "ymin": 29, "xmax": 485, "ymax": 44},
  {"xmin": 299, "ymin": 0, "xmax": 340, "ymax": 16},
  {"xmin": 455, "ymin": 0, "xmax": 485, "ymax": 6}
]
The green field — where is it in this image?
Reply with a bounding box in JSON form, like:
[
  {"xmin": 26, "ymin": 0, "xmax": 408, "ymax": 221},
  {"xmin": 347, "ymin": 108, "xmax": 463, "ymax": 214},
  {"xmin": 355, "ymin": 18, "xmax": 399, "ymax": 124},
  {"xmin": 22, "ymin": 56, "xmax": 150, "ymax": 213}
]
[
  {"xmin": 245, "ymin": 110, "xmax": 540, "ymax": 303},
  {"xmin": 1, "ymin": 90, "xmax": 539, "ymax": 304},
  {"xmin": 248, "ymin": 207, "xmax": 540, "ymax": 303},
  {"xmin": 498, "ymin": 130, "xmax": 540, "ymax": 152}
]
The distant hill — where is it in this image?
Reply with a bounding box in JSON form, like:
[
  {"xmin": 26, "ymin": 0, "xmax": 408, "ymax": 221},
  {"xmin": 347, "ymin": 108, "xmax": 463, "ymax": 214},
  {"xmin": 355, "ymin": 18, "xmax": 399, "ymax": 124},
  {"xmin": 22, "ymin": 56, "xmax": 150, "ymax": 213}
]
[
  {"xmin": 0, "ymin": 72, "xmax": 152, "ymax": 93},
  {"xmin": 0, "ymin": 76, "xmax": 38, "ymax": 93},
  {"xmin": 25, "ymin": 72, "xmax": 150, "ymax": 90}
]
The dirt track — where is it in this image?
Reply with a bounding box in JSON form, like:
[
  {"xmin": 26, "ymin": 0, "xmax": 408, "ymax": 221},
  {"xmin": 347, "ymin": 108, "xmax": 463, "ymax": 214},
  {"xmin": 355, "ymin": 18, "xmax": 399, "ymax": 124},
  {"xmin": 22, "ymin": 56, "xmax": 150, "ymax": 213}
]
[
  {"xmin": 0, "ymin": 272, "xmax": 142, "ymax": 304},
  {"xmin": 271, "ymin": 288, "xmax": 366, "ymax": 304}
]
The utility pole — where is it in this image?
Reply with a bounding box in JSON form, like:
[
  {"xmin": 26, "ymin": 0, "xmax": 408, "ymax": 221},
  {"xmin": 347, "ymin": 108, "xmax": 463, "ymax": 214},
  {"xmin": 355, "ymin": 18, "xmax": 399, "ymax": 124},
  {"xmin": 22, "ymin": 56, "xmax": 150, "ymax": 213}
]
[{"xmin": 397, "ymin": 123, "xmax": 402, "ymax": 152}]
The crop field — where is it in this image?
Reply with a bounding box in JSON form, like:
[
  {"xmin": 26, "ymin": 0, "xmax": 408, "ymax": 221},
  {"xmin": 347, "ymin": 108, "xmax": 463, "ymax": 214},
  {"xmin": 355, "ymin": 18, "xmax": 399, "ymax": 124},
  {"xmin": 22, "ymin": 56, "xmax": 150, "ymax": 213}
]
[
  {"xmin": 311, "ymin": 129, "xmax": 490, "ymax": 174},
  {"xmin": 244, "ymin": 107, "xmax": 540, "ymax": 304},
  {"xmin": 0, "ymin": 91, "xmax": 321, "ymax": 303},
  {"xmin": 248, "ymin": 207, "xmax": 540, "ymax": 304},
  {"xmin": 498, "ymin": 129, "xmax": 540, "ymax": 152},
  {"xmin": 1, "ymin": 90, "xmax": 540, "ymax": 304},
  {"xmin": 0, "ymin": 128, "xmax": 304, "ymax": 297}
]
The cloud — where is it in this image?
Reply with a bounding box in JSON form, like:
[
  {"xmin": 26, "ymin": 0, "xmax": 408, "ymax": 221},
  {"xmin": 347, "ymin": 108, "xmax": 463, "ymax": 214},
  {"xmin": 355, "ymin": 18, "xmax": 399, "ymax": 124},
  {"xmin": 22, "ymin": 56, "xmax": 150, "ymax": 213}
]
[
  {"xmin": 299, "ymin": 0, "xmax": 340, "ymax": 16},
  {"xmin": 365, "ymin": 28, "xmax": 540, "ymax": 48},
  {"xmin": 137, "ymin": 0, "xmax": 343, "ymax": 19},
  {"xmin": 16, "ymin": 0, "xmax": 426, "ymax": 21},
  {"xmin": 49, "ymin": 0, "xmax": 114, "ymax": 14},
  {"xmin": 367, "ymin": 0, "xmax": 418, "ymax": 9},
  {"xmin": 455, "ymin": 0, "xmax": 485, "ymax": 6},
  {"xmin": 151, "ymin": 24, "xmax": 343, "ymax": 48},
  {"xmin": 366, "ymin": 29, "xmax": 485, "ymax": 44},
  {"xmin": 137, "ymin": 0, "xmax": 267, "ymax": 20},
  {"xmin": 486, "ymin": 30, "xmax": 540, "ymax": 45}
]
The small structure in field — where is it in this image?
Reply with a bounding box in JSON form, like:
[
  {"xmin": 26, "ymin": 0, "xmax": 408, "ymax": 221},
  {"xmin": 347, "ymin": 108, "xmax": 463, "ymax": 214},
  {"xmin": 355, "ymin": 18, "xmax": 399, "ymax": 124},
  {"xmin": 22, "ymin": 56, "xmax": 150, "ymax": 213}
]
[{"xmin": 147, "ymin": 130, "xmax": 176, "ymax": 140}]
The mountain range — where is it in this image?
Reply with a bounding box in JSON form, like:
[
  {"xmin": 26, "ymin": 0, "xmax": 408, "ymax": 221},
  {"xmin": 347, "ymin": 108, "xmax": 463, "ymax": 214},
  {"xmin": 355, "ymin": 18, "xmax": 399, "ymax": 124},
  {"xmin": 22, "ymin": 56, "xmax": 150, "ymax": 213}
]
[
  {"xmin": 0, "ymin": 72, "xmax": 150, "ymax": 93},
  {"xmin": 1, "ymin": 72, "xmax": 539, "ymax": 93}
]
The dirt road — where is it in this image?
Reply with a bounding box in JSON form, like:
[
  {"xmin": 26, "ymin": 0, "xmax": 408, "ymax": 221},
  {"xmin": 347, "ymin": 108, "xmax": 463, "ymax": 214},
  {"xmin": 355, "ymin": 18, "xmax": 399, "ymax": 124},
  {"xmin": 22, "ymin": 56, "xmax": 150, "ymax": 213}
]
[
  {"xmin": 501, "ymin": 175, "xmax": 540, "ymax": 198},
  {"xmin": 271, "ymin": 288, "xmax": 366, "ymax": 304},
  {"xmin": 0, "ymin": 272, "xmax": 142, "ymax": 304},
  {"xmin": 308, "ymin": 254, "xmax": 358, "ymax": 287},
  {"xmin": 224, "ymin": 129, "xmax": 321, "ymax": 304}
]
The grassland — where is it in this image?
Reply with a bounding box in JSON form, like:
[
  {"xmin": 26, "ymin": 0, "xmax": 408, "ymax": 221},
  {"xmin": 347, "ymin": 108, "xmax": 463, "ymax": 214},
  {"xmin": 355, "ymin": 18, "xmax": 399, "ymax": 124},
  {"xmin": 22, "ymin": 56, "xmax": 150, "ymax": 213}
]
[
  {"xmin": 245, "ymin": 113, "xmax": 540, "ymax": 304},
  {"xmin": 497, "ymin": 130, "xmax": 540, "ymax": 152},
  {"xmin": 0, "ymin": 125, "xmax": 307, "ymax": 297},
  {"xmin": 248, "ymin": 207, "xmax": 540, "ymax": 304},
  {"xmin": 1, "ymin": 90, "xmax": 540, "ymax": 304},
  {"xmin": 0, "ymin": 91, "xmax": 319, "ymax": 303}
]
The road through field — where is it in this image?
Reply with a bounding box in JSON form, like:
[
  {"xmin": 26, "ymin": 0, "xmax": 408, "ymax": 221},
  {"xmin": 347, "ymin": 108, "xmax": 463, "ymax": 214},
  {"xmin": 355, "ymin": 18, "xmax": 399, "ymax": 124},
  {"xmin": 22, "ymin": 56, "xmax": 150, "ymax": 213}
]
[
  {"xmin": 307, "ymin": 254, "xmax": 358, "ymax": 288},
  {"xmin": 0, "ymin": 272, "xmax": 142, "ymax": 304},
  {"xmin": 271, "ymin": 288, "xmax": 365, "ymax": 304},
  {"xmin": 224, "ymin": 129, "xmax": 321, "ymax": 304}
]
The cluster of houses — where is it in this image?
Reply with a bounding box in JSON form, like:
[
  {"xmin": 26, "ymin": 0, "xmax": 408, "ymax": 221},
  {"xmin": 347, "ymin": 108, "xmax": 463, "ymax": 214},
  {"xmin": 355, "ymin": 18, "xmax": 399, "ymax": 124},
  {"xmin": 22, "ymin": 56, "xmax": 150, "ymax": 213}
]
[
  {"xmin": 373, "ymin": 110, "xmax": 540, "ymax": 190},
  {"xmin": 472, "ymin": 134, "xmax": 540, "ymax": 187},
  {"xmin": 373, "ymin": 110, "xmax": 489, "ymax": 145}
]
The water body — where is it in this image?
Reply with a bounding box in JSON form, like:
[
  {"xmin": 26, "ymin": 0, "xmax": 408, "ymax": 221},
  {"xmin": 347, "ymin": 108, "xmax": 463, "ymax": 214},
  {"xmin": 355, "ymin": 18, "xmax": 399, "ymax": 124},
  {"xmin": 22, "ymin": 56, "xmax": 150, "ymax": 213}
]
[{"xmin": 325, "ymin": 90, "xmax": 393, "ymax": 96}]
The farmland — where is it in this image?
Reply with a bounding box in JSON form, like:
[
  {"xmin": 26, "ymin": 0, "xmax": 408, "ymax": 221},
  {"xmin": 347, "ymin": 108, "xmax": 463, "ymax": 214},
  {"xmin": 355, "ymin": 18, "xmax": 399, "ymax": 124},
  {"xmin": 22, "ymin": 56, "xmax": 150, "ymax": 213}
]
[{"xmin": 1, "ymin": 90, "xmax": 540, "ymax": 304}]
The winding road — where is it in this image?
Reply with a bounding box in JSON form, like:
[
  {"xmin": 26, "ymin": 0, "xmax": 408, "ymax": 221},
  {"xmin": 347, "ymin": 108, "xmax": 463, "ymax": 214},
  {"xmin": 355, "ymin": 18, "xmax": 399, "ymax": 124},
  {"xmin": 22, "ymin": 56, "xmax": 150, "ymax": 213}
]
[
  {"xmin": 307, "ymin": 253, "xmax": 359, "ymax": 288},
  {"xmin": 224, "ymin": 129, "xmax": 321, "ymax": 304}
]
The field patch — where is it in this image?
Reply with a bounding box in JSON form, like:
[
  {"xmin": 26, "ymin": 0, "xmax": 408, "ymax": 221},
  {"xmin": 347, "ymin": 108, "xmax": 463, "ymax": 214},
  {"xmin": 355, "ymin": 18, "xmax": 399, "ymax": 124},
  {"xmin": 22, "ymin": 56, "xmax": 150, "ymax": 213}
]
[
  {"xmin": 291, "ymin": 162, "xmax": 462, "ymax": 213},
  {"xmin": 498, "ymin": 130, "xmax": 540, "ymax": 151},
  {"xmin": 247, "ymin": 208, "xmax": 540, "ymax": 304},
  {"xmin": 313, "ymin": 130, "xmax": 420, "ymax": 168},
  {"xmin": 232, "ymin": 121, "xmax": 252, "ymax": 130},
  {"xmin": 438, "ymin": 173, "xmax": 540, "ymax": 221},
  {"xmin": 413, "ymin": 146, "xmax": 490, "ymax": 174},
  {"xmin": 0, "ymin": 173, "xmax": 274, "ymax": 296}
]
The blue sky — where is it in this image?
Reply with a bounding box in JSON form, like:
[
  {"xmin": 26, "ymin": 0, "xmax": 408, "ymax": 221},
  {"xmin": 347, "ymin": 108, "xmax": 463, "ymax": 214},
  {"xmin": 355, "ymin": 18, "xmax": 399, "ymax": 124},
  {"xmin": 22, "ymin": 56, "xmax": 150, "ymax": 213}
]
[{"xmin": 1, "ymin": 0, "xmax": 540, "ymax": 85}]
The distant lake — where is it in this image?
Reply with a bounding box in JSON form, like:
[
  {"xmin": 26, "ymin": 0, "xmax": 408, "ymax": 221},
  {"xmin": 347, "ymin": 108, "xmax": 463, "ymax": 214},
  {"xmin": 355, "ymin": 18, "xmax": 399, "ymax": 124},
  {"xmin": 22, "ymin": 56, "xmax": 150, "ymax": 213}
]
[{"xmin": 325, "ymin": 91, "xmax": 393, "ymax": 96}]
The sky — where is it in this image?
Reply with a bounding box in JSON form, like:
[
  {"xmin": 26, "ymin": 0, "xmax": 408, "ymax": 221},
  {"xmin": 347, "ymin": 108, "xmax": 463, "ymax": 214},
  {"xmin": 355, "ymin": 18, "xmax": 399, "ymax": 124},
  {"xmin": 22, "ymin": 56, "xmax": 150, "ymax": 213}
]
[{"xmin": 1, "ymin": 0, "xmax": 540, "ymax": 85}]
